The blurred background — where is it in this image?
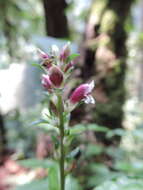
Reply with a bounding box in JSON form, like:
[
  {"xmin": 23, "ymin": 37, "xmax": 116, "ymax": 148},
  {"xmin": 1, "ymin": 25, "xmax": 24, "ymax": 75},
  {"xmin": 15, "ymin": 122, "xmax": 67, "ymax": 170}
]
[{"xmin": 0, "ymin": 0, "xmax": 143, "ymax": 189}]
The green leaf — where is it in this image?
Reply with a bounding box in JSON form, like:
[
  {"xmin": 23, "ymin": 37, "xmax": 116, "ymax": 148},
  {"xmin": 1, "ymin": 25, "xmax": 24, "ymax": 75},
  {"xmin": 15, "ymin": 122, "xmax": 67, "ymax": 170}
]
[
  {"xmin": 67, "ymin": 53, "xmax": 80, "ymax": 62},
  {"xmin": 85, "ymin": 144, "xmax": 104, "ymax": 157},
  {"xmin": 94, "ymin": 176, "xmax": 143, "ymax": 190},
  {"xmin": 87, "ymin": 124, "xmax": 109, "ymax": 132},
  {"xmin": 38, "ymin": 124, "xmax": 58, "ymax": 132},
  {"xmin": 87, "ymin": 163, "xmax": 121, "ymax": 187},
  {"xmin": 31, "ymin": 120, "xmax": 59, "ymax": 133},
  {"xmin": 114, "ymin": 160, "xmax": 143, "ymax": 174},
  {"xmin": 66, "ymin": 147, "xmax": 80, "ymax": 160},
  {"xmin": 18, "ymin": 159, "xmax": 55, "ymax": 169},
  {"xmin": 13, "ymin": 179, "xmax": 49, "ymax": 190},
  {"xmin": 48, "ymin": 162, "xmax": 60, "ymax": 190},
  {"xmin": 30, "ymin": 119, "xmax": 49, "ymax": 126},
  {"xmin": 18, "ymin": 159, "xmax": 60, "ymax": 190},
  {"xmin": 70, "ymin": 124, "xmax": 108, "ymax": 135},
  {"xmin": 65, "ymin": 175, "xmax": 82, "ymax": 190},
  {"xmin": 106, "ymin": 128, "xmax": 126, "ymax": 138},
  {"xmin": 70, "ymin": 124, "xmax": 86, "ymax": 135},
  {"xmin": 51, "ymin": 135, "xmax": 59, "ymax": 149},
  {"xmin": 31, "ymin": 62, "xmax": 44, "ymax": 70}
]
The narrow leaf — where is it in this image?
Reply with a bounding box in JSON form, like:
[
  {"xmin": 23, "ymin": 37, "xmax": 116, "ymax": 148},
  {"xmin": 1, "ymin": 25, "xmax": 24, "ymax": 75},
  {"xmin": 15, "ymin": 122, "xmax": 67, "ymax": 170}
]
[{"xmin": 67, "ymin": 53, "xmax": 79, "ymax": 62}]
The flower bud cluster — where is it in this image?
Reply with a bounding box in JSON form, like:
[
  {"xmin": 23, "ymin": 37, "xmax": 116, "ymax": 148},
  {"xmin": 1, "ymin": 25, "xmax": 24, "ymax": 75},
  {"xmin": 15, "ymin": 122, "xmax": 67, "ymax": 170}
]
[
  {"xmin": 38, "ymin": 44, "xmax": 75, "ymax": 90},
  {"xmin": 38, "ymin": 43, "xmax": 95, "ymax": 107}
]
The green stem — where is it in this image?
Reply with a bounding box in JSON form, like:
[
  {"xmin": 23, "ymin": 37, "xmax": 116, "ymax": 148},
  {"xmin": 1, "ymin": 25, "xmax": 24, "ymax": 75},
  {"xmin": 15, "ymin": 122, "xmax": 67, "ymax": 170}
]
[{"xmin": 58, "ymin": 95, "xmax": 65, "ymax": 190}]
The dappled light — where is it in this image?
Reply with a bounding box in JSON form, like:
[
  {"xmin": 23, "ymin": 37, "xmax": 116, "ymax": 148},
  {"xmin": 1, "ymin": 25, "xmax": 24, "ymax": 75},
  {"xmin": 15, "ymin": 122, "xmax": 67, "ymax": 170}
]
[{"xmin": 0, "ymin": 0, "xmax": 143, "ymax": 190}]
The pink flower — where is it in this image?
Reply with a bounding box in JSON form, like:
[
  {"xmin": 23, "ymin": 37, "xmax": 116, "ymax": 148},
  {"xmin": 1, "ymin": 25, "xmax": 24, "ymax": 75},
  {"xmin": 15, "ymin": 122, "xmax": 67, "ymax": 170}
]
[
  {"xmin": 60, "ymin": 43, "xmax": 70, "ymax": 62},
  {"xmin": 37, "ymin": 48, "xmax": 52, "ymax": 69},
  {"xmin": 42, "ymin": 74, "xmax": 53, "ymax": 90},
  {"xmin": 37, "ymin": 48, "xmax": 49, "ymax": 59},
  {"xmin": 70, "ymin": 81, "xmax": 95, "ymax": 104},
  {"xmin": 49, "ymin": 66, "xmax": 63, "ymax": 87}
]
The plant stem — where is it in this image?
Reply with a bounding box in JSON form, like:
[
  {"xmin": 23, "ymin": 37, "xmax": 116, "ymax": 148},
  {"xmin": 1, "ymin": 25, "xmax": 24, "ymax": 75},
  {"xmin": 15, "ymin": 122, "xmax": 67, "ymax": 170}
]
[{"xmin": 58, "ymin": 95, "xmax": 65, "ymax": 190}]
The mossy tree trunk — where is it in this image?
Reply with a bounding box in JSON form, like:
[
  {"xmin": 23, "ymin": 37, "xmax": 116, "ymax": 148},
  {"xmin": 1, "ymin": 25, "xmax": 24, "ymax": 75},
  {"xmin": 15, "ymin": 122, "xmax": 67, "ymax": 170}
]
[
  {"xmin": 0, "ymin": 0, "xmax": 17, "ymax": 57},
  {"xmin": 42, "ymin": 0, "xmax": 69, "ymax": 38},
  {"xmin": 82, "ymin": 0, "xmax": 133, "ymax": 144}
]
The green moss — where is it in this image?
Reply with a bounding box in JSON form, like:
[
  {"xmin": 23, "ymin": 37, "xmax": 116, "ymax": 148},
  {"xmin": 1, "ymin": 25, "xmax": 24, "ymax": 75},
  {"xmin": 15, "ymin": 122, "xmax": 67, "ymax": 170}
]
[
  {"xmin": 100, "ymin": 10, "xmax": 118, "ymax": 34},
  {"xmin": 90, "ymin": 0, "xmax": 108, "ymax": 25}
]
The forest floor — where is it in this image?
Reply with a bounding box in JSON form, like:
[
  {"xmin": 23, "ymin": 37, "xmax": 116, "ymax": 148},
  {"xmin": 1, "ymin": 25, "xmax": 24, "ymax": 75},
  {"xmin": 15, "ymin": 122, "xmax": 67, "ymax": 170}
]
[
  {"xmin": 0, "ymin": 158, "xmax": 46, "ymax": 190},
  {"xmin": 0, "ymin": 158, "xmax": 27, "ymax": 190}
]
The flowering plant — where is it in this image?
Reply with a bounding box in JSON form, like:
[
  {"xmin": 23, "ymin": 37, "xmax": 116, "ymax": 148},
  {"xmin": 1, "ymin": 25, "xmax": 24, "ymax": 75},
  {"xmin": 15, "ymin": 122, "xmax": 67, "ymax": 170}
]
[{"xmin": 36, "ymin": 43, "xmax": 95, "ymax": 190}]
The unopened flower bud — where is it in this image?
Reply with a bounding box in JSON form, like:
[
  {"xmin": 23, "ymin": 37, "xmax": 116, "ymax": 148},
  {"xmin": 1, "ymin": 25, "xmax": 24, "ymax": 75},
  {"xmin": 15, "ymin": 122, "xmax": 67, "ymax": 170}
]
[
  {"xmin": 37, "ymin": 48, "xmax": 49, "ymax": 59},
  {"xmin": 49, "ymin": 66, "xmax": 63, "ymax": 87},
  {"xmin": 42, "ymin": 74, "xmax": 53, "ymax": 90},
  {"xmin": 70, "ymin": 81, "xmax": 95, "ymax": 104},
  {"xmin": 64, "ymin": 61, "xmax": 75, "ymax": 72},
  {"xmin": 60, "ymin": 43, "xmax": 70, "ymax": 62},
  {"xmin": 37, "ymin": 48, "xmax": 53, "ymax": 69},
  {"xmin": 51, "ymin": 45, "xmax": 59, "ymax": 57}
]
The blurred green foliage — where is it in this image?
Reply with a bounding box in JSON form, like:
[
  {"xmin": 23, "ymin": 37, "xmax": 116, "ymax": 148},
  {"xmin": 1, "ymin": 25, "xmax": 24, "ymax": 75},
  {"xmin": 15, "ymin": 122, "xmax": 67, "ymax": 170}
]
[
  {"xmin": 1, "ymin": 0, "xmax": 143, "ymax": 190},
  {"xmin": 0, "ymin": 0, "xmax": 44, "ymax": 61},
  {"xmin": 7, "ymin": 113, "xmax": 143, "ymax": 190}
]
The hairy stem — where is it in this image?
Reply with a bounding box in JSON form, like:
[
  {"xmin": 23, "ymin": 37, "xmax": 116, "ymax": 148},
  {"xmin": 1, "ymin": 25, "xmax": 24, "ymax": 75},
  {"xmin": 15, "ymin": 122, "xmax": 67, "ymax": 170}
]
[{"xmin": 58, "ymin": 95, "xmax": 65, "ymax": 190}]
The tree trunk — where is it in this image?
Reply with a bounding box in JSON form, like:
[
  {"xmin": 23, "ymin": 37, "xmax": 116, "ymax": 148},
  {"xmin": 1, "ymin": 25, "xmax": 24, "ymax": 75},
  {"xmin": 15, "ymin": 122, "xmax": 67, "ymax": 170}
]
[
  {"xmin": 137, "ymin": 0, "xmax": 143, "ymax": 101},
  {"xmin": 82, "ymin": 0, "xmax": 133, "ymax": 144},
  {"xmin": 42, "ymin": 0, "xmax": 69, "ymax": 38},
  {"xmin": 0, "ymin": 114, "xmax": 7, "ymax": 164},
  {"xmin": 0, "ymin": 0, "xmax": 16, "ymax": 57}
]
